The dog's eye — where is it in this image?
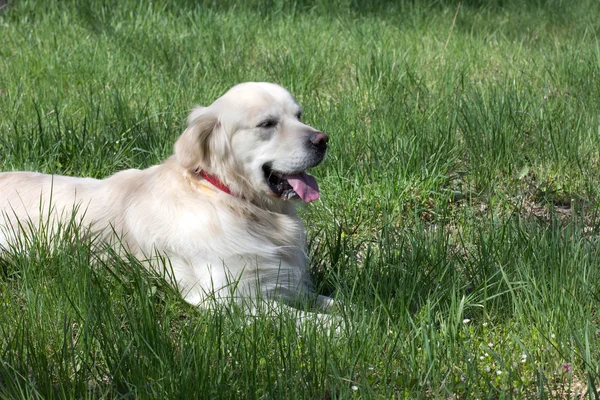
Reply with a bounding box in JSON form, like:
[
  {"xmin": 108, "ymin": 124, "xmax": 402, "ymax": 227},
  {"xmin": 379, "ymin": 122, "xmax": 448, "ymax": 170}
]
[
  {"xmin": 257, "ymin": 119, "xmax": 278, "ymax": 129},
  {"xmin": 296, "ymin": 111, "xmax": 302, "ymax": 121}
]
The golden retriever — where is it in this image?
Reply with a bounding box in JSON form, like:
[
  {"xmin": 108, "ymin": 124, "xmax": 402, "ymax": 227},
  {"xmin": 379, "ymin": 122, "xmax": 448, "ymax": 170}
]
[{"xmin": 0, "ymin": 82, "xmax": 335, "ymax": 316}]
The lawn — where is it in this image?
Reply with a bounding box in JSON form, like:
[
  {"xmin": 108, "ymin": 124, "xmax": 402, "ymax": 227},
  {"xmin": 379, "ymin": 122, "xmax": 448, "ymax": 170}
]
[{"xmin": 1, "ymin": 0, "xmax": 600, "ymax": 398}]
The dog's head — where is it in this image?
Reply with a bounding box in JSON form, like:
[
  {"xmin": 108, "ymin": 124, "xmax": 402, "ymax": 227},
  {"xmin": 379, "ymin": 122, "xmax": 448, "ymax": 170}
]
[{"xmin": 175, "ymin": 82, "xmax": 328, "ymax": 203}]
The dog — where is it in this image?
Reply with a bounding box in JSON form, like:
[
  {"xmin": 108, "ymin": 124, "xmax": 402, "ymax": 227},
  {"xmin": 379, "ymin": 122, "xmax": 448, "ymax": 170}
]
[{"xmin": 0, "ymin": 82, "xmax": 335, "ymax": 316}]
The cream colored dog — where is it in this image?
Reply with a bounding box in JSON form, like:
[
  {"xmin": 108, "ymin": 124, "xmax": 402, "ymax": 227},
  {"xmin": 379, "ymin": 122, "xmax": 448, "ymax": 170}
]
[{"xmin": 0, "ymin": 82, "xmax": 334, "ymax": 314}]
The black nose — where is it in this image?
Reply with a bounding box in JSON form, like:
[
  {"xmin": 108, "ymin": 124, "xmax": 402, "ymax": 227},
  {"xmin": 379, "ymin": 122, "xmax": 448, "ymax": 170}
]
[{"xmin": 309, "ymin": 131, "xmax": 329, "ymax": 152}]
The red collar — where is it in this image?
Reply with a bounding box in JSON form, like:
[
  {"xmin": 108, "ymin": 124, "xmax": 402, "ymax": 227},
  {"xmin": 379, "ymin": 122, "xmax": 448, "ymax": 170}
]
[{"xmin": 196, "ymin": 169, "xmax": 233, "ymax": 196}]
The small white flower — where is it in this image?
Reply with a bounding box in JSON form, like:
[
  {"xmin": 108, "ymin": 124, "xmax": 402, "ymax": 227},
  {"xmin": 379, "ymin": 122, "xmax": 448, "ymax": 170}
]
[
  {"xmin": 485, "ymin": 366, "xmax": 491, "ymax": 372},
  {"xmin": 551, "ymin": 334, "xmax": 556, "ymax": 339},
  {"xmin": 482, "ymin": 322, "xmax": 488, "ymax": 327},
  {"xmin": 351, "ymin": 385, "xmax": 359, "ymax": 391},
  {"xmin": 463, "ymin": 318, "xmax": 471, "ymax": 324},
  {"xmin": 487, "ymin": 342, "xmax": 494, "ymax": 348},
  {"xmin": 480, "ymin": 356, "xmax": 484, "ymax": 360},
  {"xmin": 496, "ymin": 370, "xmax": 502, "ymax": 375}
]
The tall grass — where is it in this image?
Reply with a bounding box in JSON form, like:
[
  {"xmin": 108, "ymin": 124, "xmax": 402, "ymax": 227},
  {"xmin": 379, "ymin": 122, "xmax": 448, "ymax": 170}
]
[{"xmin": 1, "ymin": 0, "xmax": 599, "ymax": 397}]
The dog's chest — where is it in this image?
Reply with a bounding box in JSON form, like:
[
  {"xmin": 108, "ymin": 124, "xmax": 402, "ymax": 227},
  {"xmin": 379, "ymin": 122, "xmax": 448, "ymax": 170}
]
[
  {"xmin": 248, "ymin": 210, "xmax": 303, "ymax": 245},
  {"xmin": 221, "ymin": 207, "xmax": 306, "ymax": 264},
  {"xmin": 158, "ymin": 200, "xmax": 306, "ymax": 263}
]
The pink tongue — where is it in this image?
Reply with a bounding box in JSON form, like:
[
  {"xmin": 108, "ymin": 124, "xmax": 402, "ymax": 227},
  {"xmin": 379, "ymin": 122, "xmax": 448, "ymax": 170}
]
[{"xmin": 286, "ymin": 172, "xmax": 320, "ymax": 202}]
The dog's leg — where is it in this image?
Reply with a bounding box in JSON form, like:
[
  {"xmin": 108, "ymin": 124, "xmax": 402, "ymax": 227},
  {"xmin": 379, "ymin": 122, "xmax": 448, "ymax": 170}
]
[
  {"xmin": 266, "ymin": 300, "xmax": 344, "ymax": 335},
  {"xmin": 166, "ymin": 258, "xmax": 248, "ymax": 309},
  {"xmin": 315, "ymin": 294, "xmax": 335, "ymax": 311},
  {"xmin": 0, "ymin": 232, "xmax": 6, "ymax": 254}
]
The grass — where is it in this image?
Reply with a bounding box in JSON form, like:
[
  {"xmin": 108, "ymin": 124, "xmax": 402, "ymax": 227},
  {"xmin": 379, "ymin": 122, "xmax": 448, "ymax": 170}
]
[{"xmin": 1, "ymin": 0, "xmax": 600, "ymax": 398}]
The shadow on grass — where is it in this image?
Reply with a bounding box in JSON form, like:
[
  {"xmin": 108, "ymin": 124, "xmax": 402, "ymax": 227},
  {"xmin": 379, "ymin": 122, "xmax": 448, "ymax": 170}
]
[
  {"xmin": 32, "ymin": 0, "xmax": 594, "ymax": 25},
  {"xmin": 156, "ymin": 0, "xmax": 587, "ymax": 15}
]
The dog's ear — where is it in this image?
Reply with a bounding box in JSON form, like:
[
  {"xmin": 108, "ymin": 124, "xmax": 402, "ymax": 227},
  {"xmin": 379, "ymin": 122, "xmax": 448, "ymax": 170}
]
[{"xmin": 174, "ymin": 106, "xmax": 219, "ymax": 170}]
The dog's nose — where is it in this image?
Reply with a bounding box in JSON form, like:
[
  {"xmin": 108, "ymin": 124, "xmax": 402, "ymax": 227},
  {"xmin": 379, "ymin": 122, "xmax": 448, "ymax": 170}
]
[{"xmin": 309, "ymin": 131, "xmax": 329, "ymax": 152}]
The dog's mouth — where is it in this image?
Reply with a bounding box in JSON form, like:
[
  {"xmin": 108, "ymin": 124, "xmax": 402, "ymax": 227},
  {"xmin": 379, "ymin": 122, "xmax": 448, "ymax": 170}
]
[{"xmin": 262, "ymin": 164, "xmax": 320, "ymax": 202}]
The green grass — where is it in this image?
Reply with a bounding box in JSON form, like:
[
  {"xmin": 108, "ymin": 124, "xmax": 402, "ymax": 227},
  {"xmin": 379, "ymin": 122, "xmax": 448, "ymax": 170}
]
[{"xmin": 1, "ymin": 0, "xmax": 600, "ymax": 398}]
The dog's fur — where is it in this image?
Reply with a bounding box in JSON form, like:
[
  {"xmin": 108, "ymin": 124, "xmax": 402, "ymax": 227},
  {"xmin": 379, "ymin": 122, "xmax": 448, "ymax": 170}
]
[{"xmin": 0, "ymin": 82, "xmax": 333, "ymax": 312}]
